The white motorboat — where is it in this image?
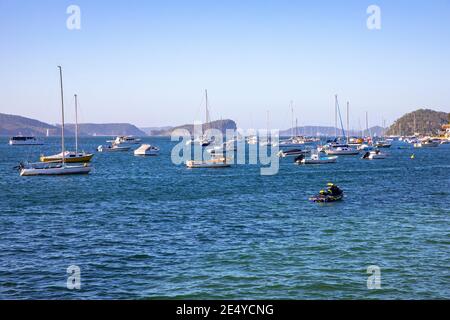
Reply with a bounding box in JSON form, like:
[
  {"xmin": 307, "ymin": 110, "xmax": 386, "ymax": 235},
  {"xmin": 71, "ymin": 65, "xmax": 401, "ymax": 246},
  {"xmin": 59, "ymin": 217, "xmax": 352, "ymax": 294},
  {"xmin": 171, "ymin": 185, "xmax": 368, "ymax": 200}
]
[
  {"xmin": 109, "ymin": 135, "xmax": 141, "ymax": 146},
  {"xmin": 19, "ymin": 66, "xmax": 91, "ymax": 176},
  {"xmin": 414, "ymin": 139, "xmax": 440, "ymax": 148},
  {"xmin": 186, "ymin": 156, "xmax": 231, "ymax": 168},
  {"xmin": 296, "ymin": 153, "xmax": 337, "ymax": 164},
  {"xmin": 9, "ymin": 136, "xmax": 43, "ymax": 146},
  {"xmin": 440, "ymin": 140, "xmax": 450, "ymax": 145},
  {"xmin": 374, "ymin": 140, "xmax": 392, "ymax": 148},
  {"xmin": 361, "ymin": 150, "xmax": 387, "ymax": 160},
  {"xmin": 134, "ymin": 144, "xmax": 160, "ymax": 156},
  {"xmin": 97, "ymin": 145, "xmax": 131, "ymax": 152},
  {"xmin": 326, "ymin": 146, "xmax": 359, "ymax": 155},
  {"xmin": 277, "ymin": 148, "xmax": 310, "ymax": 158}
]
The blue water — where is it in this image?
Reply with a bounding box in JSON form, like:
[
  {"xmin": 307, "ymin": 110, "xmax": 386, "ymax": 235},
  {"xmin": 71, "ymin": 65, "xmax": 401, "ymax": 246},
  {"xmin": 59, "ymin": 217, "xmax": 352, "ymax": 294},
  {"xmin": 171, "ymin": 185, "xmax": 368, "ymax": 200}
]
[{"xmin": 0, "ymin": 136, "xmax": 449, "ymax": 299}]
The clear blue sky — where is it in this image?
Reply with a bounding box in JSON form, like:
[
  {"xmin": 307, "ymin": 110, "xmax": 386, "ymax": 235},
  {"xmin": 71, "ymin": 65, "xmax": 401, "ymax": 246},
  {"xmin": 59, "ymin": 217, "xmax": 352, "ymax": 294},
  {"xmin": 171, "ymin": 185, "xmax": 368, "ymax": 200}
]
[{"xmin": 1, "ymin": 0, "xmax": 449, "ymax": 129}]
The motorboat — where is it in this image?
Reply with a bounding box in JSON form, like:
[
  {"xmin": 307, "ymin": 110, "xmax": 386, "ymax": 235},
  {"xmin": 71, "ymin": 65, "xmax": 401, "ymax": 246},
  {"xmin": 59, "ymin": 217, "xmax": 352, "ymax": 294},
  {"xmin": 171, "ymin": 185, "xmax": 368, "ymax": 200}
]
[
  {"xmin": 361, "ymin": 150, "xmax": 387, "ymax": 160},
  {"xmin": 414, "ymin": 139, "xmax": 439, "ymax": 148},
  {"xmin": 374, "ymin": 140, "xmax": 392, "ymax": 148},
  {"xmin": 277, "ymin": 148, "xmax": 310, "ymax": 158},
  {"xmin": 40, "ymin": 94, "xmax": 93, "ymax": 163},
  {"xmin": 97, "ymin": 145, "xmax": 131, "ymax": 152},
  {"xmin": 109, "ymin": 135, "xmax": 141, "ymax": 146},
  {"xmin": 325, "ymin": 146, "xmax": 359, "ymax": 155},
  {"xmin": 186, "ymin": 156, "xmax": 231, "ymax": 168},
  {"xmin": 9, "ymin": 136, "xmax": 43, "ymax": 146},
  {"xmin": 134, "ymin": 144, "xmax": 160, "ymax": 156},
  {"xmin": 19, "ymin": 66, "xmax": 91, "ymax": 176},
  {"xmin": 295, "ymin": 153, "xmax": 337, "ymax": 164},
  {"xmin": 440, "ymin": 140, "xmax": 450, "ymax": 145}
]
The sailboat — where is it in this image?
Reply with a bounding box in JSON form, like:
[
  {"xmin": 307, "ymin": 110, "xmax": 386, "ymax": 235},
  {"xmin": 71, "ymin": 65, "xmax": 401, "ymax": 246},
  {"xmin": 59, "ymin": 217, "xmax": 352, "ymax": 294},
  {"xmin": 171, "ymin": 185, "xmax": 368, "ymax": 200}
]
[
  {"xmin": 279, "ymin": 101, "xmax": 307, "ymax": 148},
  {"xmin": 260, "ymin": 110, "xmax": 276, "ymax": 146},
  {"xmin": 186, "ymin": 90, "xmax": 213, "ymax": 147},
  {"xmin": 40, "ymin": 94, "xmax": 94, "ymax": 163},
  {"xmin": 19, "ymin": 66, "xmax": 91, "ymax": 176},
  {"xmin": 325, "ymin": 96, "xmax": 359, "ymax": 155}
]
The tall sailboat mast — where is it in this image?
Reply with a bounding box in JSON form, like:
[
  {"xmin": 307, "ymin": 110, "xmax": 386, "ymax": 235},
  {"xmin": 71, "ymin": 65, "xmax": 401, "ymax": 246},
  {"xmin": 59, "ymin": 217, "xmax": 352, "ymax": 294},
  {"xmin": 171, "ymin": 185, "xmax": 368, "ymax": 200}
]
[
  {"xmin": 334, "ymin": 95, "xmax": 338, "ymax": 137},
  {"xmin": 290, "ymin": 100, "xmax": 294, "ymax": 138},
  {"xmin": 74, "ymin": 94, "xmax": 79, "ymax": 155},
  {"xmin": 205, "ymin": 89, "xmax": 209, "ymax": 132},
  {"xmin": 346, "ymin": 101, "xmax": 350, "ymax": 144},
  {"xmin": 58, "ymin": 66, "xmax": 65, "ymax": 165}
]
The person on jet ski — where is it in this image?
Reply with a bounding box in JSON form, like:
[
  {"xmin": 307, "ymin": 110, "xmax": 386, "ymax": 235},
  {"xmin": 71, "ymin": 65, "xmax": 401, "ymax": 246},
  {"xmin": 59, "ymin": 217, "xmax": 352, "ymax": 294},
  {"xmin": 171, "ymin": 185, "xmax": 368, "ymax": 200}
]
[{"xmin": 327, "ymin": 183, "xmax": 342, "ymax": 196}]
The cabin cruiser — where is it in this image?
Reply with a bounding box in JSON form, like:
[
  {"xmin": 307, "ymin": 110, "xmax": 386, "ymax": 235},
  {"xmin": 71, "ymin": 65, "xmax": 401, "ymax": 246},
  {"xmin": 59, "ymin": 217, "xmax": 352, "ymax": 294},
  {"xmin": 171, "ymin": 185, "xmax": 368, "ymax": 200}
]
[
  {"xmin": 374, "ymin": 140, "xmax": 392, "ymax": 148},
  {"xmin": 414, "ymin": 139, "xmax": 439, "ymax": 148},
  {"xmin": 295, "ymin": 153, "xmax": 337, "ymax": 164},
  {"xmin": 325, "ymin": 145, "xmax": 359, "ymax": 155},
  {"xmin": 9, "ymin": 136, "xmax": 43, "ymax": 146},
  {"xmin": 186, "ymin": 136, "xmax": 212, "ymax": 147},
  {"xmin": 110, "ymin": 136, "xmax": 141, "ymax": 146},
  {"xmin": 361, "ymin": 150, "xmax": 387, "ymax": 160},
  {"xmin": 186, "ymin": 156, "xmax": 231, "ymax": 168},
  {"xmin": 277, "ymin": 148, "xmax": 311, "ymax": 158},
  {"xmin": 97, "ymin": 145, "xmax": 131, "ymax": 152},
  {"xmin": 134, "ymin": 144, "xmax": 160, "ymax": 156}
]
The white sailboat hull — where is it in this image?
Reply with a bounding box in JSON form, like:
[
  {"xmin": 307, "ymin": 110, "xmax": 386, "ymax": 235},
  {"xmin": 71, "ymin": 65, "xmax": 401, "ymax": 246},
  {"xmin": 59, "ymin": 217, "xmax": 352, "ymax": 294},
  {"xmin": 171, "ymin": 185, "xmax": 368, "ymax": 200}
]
[{"xmin": 20, "ymin": 164, "xmax": 91, "ymax": 176}]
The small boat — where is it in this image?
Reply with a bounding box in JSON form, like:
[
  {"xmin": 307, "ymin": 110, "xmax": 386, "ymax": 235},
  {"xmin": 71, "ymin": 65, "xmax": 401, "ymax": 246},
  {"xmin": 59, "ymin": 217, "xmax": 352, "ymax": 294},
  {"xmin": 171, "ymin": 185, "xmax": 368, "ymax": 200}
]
[
  {"xmin": 9, "ymin": 136, "xmax": 43, "ymax": 146},
  {"xmin": 374, "ymin": 140, "xmax": 392, "ymax": 148},
  {"xmin": 361, "ymin": 150, "xmax": 387, "ymax": 160},
  {"xmin": 134, "ymin": 144, "xmax": 160, "ymax": 156},
  {"xmin": 19, "ymin": 66, "xmax": 91, "ymax": 176},
  {"xmin": 326, "ymin": 146, "xmax": 359, "ymax": 155},
  {"xmin": 19, "ymin": 161, "xmax": 91, "ymax": 176},
  {"xmin": 109, "ymin": 135, "xmax": 141, "ymax": 146},
  {"xmin": 277, "ymin": 148, "xmax": 310, "ymax": 158},
  {"xmin": 440, "ymin": 140, "xmax": 450, "ymax": 145},
  {"xmin": 414, "ymin": 139, "xmax": 439, "ymax": 148},
  {"xmin": 309, "ymin": 183, "xmax": 344, "ymax": 203},
  {"xmin": 186, "ymin": 156, "xmax": 231, "ymax": 168},
  {"xmin": 97, "ymin": 145, "xmax": 131, "ymax": 152},
  {"xmin": 296, "ymin": 153, "xmax": 337, "ymax": 164}
]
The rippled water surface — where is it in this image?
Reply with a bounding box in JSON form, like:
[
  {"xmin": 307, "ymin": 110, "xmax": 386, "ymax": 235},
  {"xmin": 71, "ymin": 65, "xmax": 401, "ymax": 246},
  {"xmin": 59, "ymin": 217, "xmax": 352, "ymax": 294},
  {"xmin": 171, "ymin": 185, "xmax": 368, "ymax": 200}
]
[{"xmin": 0, "ymin": 137, "xmax": 449, "ymax": 299}]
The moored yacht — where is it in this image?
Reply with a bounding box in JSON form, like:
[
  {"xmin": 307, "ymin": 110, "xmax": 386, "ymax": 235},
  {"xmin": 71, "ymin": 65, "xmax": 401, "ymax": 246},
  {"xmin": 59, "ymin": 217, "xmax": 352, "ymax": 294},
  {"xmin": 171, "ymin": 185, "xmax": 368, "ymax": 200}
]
[
  {"xmin": 20, "ymin": 66, "xmax": 91, "ymax": 176},
  {"xmin": 134, "ymin": 144, "xmax": 160, "ymax": 156},
  {"xmin": 110, "ymin": 135, "xmax": 141, "ymax": 146},
  {"xmin": 9, "ymin": 136, "xmax": 43, "ymax": 146}
]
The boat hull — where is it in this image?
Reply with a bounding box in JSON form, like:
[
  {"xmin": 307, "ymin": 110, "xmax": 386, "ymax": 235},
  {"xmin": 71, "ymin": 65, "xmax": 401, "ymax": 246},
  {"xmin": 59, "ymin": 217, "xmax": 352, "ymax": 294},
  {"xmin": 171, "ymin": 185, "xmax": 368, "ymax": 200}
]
[
  {"xmin": 20, "ymin": 165, "xmax": 91, "ymax": 176},
  {"xmin": 301, "ymin": 156, "xmax": 337, "ymax": 164},
  {"xmin": 40, "ymin": 154, "xmax": 93, "ymax": 163}
]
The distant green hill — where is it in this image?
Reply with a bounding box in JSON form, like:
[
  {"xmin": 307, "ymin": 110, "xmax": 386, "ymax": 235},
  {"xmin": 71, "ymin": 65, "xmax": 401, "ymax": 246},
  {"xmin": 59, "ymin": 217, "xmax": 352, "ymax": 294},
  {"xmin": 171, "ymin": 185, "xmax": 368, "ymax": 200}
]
[
  {"xmin": 0, "ymin": 113, "xmax": 59, "ymax": 136},
  {"xmin": 0, "ymin": 112, "xmax": 147, "ymax": 136},
  {"xmin": 65, "ymin": 123, "xmax": 146, "ymax": 136},
  {"xmin": 150, "ymin": 119, "xmax": 237, "ymax": 136},
  {"xmin": 386, "ymin": 109, "xmax": 449, "ymax": 136}
]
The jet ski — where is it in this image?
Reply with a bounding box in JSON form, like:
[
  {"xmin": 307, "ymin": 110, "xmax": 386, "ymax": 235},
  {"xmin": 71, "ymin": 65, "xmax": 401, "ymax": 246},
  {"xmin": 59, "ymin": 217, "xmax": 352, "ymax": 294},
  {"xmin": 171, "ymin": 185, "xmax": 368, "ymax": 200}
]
[{"xmin": 309, "ymin": 183, "xmax": 344, "ymax": 203}]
